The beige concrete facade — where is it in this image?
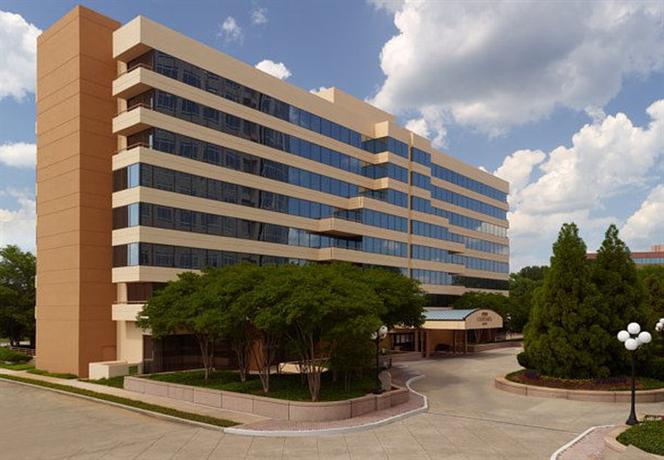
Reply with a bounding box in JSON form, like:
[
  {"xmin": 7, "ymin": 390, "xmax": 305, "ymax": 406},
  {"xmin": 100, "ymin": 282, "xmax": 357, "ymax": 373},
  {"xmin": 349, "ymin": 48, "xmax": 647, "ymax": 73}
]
[
  {"xmin": 36, "ymin": 7, "xmax": 510, "ymax": 373},
  {"xmin": 35, "ymin": 6, "xmax": 120, "ymax": 377}
]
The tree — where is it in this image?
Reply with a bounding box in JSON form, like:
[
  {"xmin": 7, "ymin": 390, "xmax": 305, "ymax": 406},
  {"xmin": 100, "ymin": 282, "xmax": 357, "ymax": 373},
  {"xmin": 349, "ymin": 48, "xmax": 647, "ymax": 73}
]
[
  {"xmin": 523, "ymin": 223, "xmax": 611, "ymax": 378},
  {"xmin": 270, "ymin": 263, "xmax": 382, "ymax": 401},
  {"xmin": 138, "ymin": 272, "xmax": 221, "ymax": 380},
  {"xmin": 517, "ymin": 265, "xmax": 548, "ymax": 282},
  {"xmin": 591, "ymin": 224, "xmax": 650, "ymax": 375},
  {"xmin": 639, "ymin": 266, "xmax": 664, "ymax": 320},
  {"xmin": 0, "ymin": 245, "xmax": 36, "ymax": 346},
  {"xmin": 360, "ymin": 267, "xmax": 426, "ymax": 329},
  {"xmin": 204, "ymin": 263, "xmax": 263, "ymax": 383}
]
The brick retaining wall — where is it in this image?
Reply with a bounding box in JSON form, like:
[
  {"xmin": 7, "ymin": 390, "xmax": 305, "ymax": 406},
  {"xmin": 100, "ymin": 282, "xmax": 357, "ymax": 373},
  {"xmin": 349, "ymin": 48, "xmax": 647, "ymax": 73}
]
[
  {"xmin": 124, "ymin": 376, "xmax": 410, "ymax": 422},
  {"xmin": 495, "ymin": 376, "xmax": 664, "ymax": 403}
]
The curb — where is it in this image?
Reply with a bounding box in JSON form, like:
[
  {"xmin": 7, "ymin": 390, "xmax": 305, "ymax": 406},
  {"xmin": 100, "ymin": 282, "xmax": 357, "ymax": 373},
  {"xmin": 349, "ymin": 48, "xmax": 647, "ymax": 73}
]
[
  {"xmin": 604, "ymin": 426, "xmax": 629, "ymax": 454},
  {"xmin": 495, "ymin": 375, "xmax": 664, "ymax": 403},
  {"xmin": 550, "ymin": 424, "xmax": 615, "ymax": 460},
  {"xmin": 0, "ymin": 376, "xmax": 227, "ymax": 432},
  {"xmin": 224, "ymin": 374, "xmax": 429, "ymax": 437}
]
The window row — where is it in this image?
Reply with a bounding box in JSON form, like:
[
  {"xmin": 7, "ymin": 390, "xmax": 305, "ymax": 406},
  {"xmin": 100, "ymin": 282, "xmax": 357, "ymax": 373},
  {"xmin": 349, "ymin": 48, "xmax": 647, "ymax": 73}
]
[
  {"xmin": 130, "ymin": 128, "xmax": 361, "ymax": 198},
  {"xmin": 113, "ymin": 242, "xmax": 308, "ymax": 269},
  {"xmin": 431, "ymin": 186, "xmax": 507, "ymax": 220},
  {"xmin": 112, "ymin": 202, "xmax": 406, "ymax": 257},
  {"xmin": 129, "ymin": 90, "xmax": 369, "ymax": 176},
  {"xmin": 115, "ymin": 163, "xmax": 407, "ymax": 232},
  {"xmin": 410, "ymin": 197, "xmax": 507, "ymax": 238},
  {"xmin": 454, "ymin": 276, "xmax": 509, "ymax": 291},
  {"xmin": 411, "ymin": 148, "xmax": 431, "ymax": 166},
  {"xmin": 633, "ymin": 258, "xmax": 664, "ymax": 265},
  {"xmin": 114, "ymin": 163, "xmax": 337, "ymax": 219},
  {"xmin": 133, "ymin": 50, "xmax": 366, "ymax": 149},
  {"xmin": 410, "ymin": 244, "xmax": 509, "ymax": 273},
  {"xmin": 411, "ymin": 219, "xmax": 509, "ymax": 256},
  {"xmin": 359, "ymin": 188, "xmax": 408, "ymax": 208},
  {"xmin": 431, "ymin": 164, "xmax": 507, "ymax": 202},
  {"xmin": 362, "ymin": 137, "xmax": 409, "ymax": 158},
  {"xmin": 411, "ymin": 269, "xmax": 454, "ymax": 286},
  {"xmin": 362, "ymin": 162, "xmax": 408, "ymax": 183},
  {"xmin": 333, "ymin": 208, "xmax": 407, "ymax": 233}
]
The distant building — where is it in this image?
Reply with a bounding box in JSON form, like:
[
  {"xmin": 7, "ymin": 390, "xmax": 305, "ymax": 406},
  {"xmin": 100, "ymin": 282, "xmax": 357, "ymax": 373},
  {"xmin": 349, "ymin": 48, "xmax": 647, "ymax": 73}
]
[{"xmin": 588, "ymin": 244, "xmax": 664, "ymax": 267}]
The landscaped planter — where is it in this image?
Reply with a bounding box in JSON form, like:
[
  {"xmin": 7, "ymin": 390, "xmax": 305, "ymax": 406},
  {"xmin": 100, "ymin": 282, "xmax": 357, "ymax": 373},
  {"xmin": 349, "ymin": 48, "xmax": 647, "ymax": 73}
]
[
  {"xmin": 495, "ymin": 376, "xmax": 664, "ymax": 403},
  {"xmin": 124, "ymin": 376, "xmax": 410, "ymax": 421}
]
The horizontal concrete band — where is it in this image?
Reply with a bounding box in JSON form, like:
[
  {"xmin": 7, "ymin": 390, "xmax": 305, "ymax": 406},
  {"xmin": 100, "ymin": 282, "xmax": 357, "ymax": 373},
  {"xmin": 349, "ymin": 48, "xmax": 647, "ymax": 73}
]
[
  {"xmin": 495, "ymin": 376, "xmax": 664, "ymax": 403},
  {"xmin": 124, "ymin": 376, "xmax": 410, "ymax": 422}
]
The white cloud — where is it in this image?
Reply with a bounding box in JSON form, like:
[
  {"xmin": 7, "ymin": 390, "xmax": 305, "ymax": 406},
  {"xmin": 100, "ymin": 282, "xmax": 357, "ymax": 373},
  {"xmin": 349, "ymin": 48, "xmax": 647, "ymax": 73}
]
[
  {"xmin": 404, "ymin": 107, "xmax": 448, "ymax": 147},
  {"xmin": 218, "ymin": 16, "xmax": 243, "ymax": 44},
  {"xmin": 368, "ymin": 0, "xmax": 404, "ymax": 13},
  {"xmin": 494, "ymin": 99, "xmax": 664, "ymax": 269},
  {"xmin": 250, "ymin": 6, "xmax": 268, "ymax": 25},
  {"xmin": 370, "ymin": 1, "xmax": 664, "ymax": 137},
  {"xmin": 255, "ymin": 59, "xmax": 291, "ymax": 80},
  {"xmin": 0, "ymin": 11, "xmax": 41, "ymax": 101},
  {"xmin": 622, "ymin": 185, "xmax": 664, "ymax": 250},
  {"xmin": 0, "ymin": 189, "xmax": 35, "ymax": 250},
  {"xmin": 310, "ymin": 86, "xmax": 331, "ymax": 94},
  {"xmin": 0, "ymin": 142, "xmax": 35, "ymax": 168}
]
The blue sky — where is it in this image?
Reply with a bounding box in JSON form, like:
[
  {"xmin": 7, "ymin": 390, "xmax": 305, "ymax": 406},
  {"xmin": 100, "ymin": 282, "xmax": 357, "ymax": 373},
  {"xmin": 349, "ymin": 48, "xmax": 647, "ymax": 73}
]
[{"xmin": 1, "ymin": 0, "xmax": 663, "ymax": 269}]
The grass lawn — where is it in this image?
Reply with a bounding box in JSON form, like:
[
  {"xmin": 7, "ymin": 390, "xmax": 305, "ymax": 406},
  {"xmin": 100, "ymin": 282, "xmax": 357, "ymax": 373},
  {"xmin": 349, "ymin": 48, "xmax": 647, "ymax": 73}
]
[
  {"xmin": 506, "ymin": 370, "xmax": 664, "ymax": 391},
  {"xmin": 617, "ymin": 421, "xmax": 664, "ymax": 455},
  {"xmin": 28, "ymin": 369, "xmax": 78, "ymax": 379},
  {"xmin": 0, "ymin": 373, "xmax": 237, "ymax": 428},
  {"xmin": 147, "ymin": 370, "xmax": 375, "ymax": 401},
  {"xmin": 0, "ymin": 363, "xmax": 34, "ymax": 371},
  {"xmin": 84, "ymin": 376, "xmax": 125, "ymax": 388}
]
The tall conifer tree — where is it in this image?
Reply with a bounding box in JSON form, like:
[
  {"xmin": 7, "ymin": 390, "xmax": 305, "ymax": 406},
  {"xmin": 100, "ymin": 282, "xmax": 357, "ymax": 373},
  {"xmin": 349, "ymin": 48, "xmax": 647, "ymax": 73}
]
[
  {"xmin": 524, "ymin": 223, "xmax": 611, "ymax": 378},
  {"xmin": 592, "ymin": 224, "xmax": 649, "ymax": 374}
]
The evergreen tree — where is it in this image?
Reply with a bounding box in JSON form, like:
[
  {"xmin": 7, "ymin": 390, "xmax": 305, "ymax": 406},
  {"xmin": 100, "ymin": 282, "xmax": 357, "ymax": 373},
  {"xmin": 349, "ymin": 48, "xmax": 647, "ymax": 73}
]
[
  {"xmin": 524, "ymin": 223, "xmax": 611, "ymax": 378},
  {"xmin": 591, "ymin": 224, "xmax": 649, "ymax": 374}
]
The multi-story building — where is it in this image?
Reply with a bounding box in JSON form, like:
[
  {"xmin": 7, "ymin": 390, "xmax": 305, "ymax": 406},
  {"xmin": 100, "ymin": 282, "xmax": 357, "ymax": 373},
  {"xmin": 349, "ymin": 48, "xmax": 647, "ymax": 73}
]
[
  {"xmin": 588, "ymin": 244, "xmax": 664, "ymax": 267},
  {"xmin": 35, "ymin": 6, "xmax": 510, "ymax": 376}
]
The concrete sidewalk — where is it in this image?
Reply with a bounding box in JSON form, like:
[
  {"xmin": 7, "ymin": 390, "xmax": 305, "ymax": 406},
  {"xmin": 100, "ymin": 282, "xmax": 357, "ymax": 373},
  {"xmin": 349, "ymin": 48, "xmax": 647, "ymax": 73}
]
[
  {"xmin": 0, "ymin": 368, "xmax": 264, "ymax": 425},
  {"xmin": 0, "ymin": 365, "xmax": 427, "ymax": 435}
]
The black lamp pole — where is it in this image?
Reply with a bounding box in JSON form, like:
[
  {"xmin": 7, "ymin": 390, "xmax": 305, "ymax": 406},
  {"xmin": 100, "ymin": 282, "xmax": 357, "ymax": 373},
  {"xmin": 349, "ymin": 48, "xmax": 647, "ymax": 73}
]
[
  {"xmin": 626, "ymin": 351, "xmax": 638, "ymax": 426},
  {"xmin": 373, "ymin": 329, "xmax": 383, "ymax": 395}
]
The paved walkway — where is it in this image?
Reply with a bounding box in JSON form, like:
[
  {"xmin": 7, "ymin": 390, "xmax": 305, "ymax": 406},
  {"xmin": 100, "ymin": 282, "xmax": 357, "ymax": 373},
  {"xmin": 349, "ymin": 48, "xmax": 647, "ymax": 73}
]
[
  {"xmin": 0, "ymin": 368, "xmax": 264, "ymax": 425},
  {"xmin": 1, "ymin": 348, "xmax": 662, "ymax": 459}
]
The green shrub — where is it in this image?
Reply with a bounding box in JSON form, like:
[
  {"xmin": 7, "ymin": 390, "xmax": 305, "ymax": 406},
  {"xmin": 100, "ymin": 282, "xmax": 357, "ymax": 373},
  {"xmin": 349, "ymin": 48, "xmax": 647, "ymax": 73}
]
[
  {"xmin": 617, "ymin": 421, "xmax": 664, "ymax": 455},
  {"xmin": 28, "ymin": 368, "xmax": 77, "ymax": 379},
  {"xmin": 645, "ymin": 357, "xmax": 664, "ymax": 381},
  {"xmin": 0, "ymin": 347, "xmax": 31, "ymax": 363},
  {"xmin": 516, "ymin": 351, "xmax": 530, "ymax": 369}
]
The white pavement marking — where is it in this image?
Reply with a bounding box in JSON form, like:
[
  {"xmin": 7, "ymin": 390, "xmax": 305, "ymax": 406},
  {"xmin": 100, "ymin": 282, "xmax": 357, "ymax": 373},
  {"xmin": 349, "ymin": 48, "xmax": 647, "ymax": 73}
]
[
  {"xmin": 224, "ymin": 374, "xmax": 429, "ymax": 437},
  {"xmin": 550, "ymin": 424, "xmax": 616, "ymax": 460}
]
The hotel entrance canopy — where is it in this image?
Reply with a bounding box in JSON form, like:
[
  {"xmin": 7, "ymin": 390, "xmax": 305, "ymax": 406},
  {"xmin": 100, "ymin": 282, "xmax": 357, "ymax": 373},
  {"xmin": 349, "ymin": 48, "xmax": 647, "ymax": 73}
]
[
  {"xmin": 422, "ymin": 308, "xmax": 503, "ymax": 330},
  {"xmin": 388, "ymin": 308, "xmax": 504, "ymax": 357}
]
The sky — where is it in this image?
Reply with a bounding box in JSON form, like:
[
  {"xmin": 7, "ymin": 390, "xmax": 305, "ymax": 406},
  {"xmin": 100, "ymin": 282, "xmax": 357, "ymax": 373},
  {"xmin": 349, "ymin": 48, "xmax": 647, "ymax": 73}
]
[{"xmin": 1, "ymin": 0, "xmax": 663, "ymax": 270}]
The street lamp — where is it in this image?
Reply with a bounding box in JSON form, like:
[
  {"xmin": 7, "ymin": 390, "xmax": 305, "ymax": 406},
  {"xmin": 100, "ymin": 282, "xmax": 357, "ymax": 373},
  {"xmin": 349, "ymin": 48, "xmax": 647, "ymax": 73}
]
[
  {"xmin": 371, "ymin": 325, "xmax": 388, "ymax": 394},
  {"xmin": 656, "ymin": 318, "xmax": 664, "ymax": 333},
  {"xmin": 617, "ymin": 322, "xmax": 652, "ymax": 426}
]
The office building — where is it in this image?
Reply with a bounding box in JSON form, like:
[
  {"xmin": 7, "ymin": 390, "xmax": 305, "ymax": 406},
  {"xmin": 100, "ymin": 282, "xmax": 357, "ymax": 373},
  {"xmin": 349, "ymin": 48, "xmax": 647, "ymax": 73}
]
[{"xmin": 35, "ymin": 6, "xmax": 509, "ymax": 376}]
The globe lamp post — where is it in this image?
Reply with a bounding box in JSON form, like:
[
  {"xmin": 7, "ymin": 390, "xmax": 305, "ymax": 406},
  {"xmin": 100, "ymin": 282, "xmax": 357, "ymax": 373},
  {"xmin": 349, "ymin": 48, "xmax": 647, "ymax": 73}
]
[
  {"xmin": 371, "ymin": 325, "xmax": 388, "ymax": 394},
  {"xmin": 617, "ymin": 322, "xmax": 652, "ymax": 426}
]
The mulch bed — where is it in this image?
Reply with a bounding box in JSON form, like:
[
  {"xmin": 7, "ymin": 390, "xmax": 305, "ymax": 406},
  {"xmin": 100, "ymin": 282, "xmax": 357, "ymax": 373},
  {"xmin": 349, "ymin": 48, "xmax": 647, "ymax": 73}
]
[{"xmin": 506, "ymin": 369, "xmax": 664, "ymax": 391}]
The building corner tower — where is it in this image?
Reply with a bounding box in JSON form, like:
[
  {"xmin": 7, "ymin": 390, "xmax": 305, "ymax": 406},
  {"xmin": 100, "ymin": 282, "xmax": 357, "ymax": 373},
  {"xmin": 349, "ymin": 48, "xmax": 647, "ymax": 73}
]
[{"xmin": 35, "ymin": 6, "xmax": 119, "ymax": 377}]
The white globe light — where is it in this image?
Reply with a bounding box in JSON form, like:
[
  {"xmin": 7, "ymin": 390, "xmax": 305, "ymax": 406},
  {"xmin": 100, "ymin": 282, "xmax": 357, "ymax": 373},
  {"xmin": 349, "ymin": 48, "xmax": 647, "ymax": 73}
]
[
  {"xmin": 370, "ymin": 332, "xmax": 377, "ymax": 340},
  {"xmin": 657, "ymin": 323, "xmax": 663, "ymax": 332},
  {"xmin": 379, "ymin": 325, "xmax": 388, "ymax": 338},
  {"xmin": 638, "ymin": 331, "xmax": 652, "ymax": 344},
  {"xmin": 617, "ymin": 330, "xmax": 630, "ymax": 342},
  {"xmin": 625, "ymin": 338, "xmax": 639, "ymax": 351},
  {"xmin": 660, "ymin": 318, "xmax": 664, "ymax": 323},
  {"xmin": 627, "ymin": 322, "xmax": 641, "ymax": 335}
]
